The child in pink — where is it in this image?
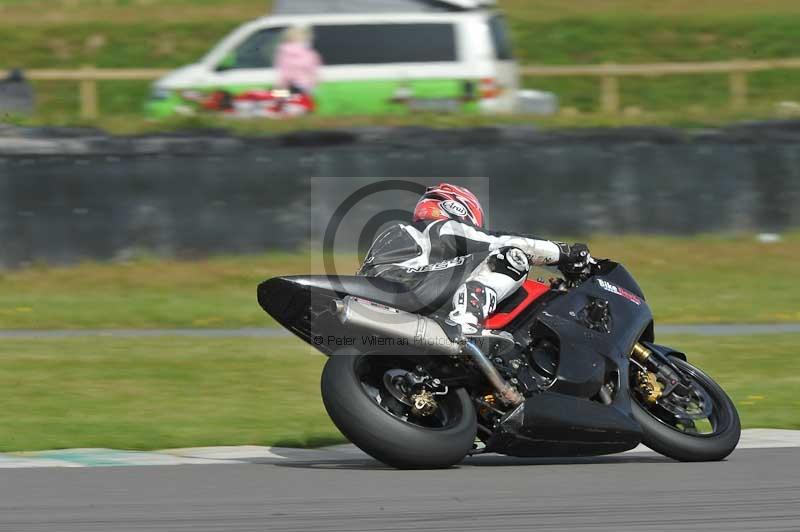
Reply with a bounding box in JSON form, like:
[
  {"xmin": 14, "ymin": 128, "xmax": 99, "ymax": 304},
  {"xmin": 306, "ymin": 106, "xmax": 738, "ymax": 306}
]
[{"xmin": 275, "ymin": 25, "xmax": 322, "ymax": 94}]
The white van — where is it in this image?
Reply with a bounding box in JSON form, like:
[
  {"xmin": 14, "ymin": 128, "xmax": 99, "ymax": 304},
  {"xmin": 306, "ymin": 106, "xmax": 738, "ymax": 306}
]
[{"xmin": 146, "ymin": 0, "xmax": 522, "ymax": 118}]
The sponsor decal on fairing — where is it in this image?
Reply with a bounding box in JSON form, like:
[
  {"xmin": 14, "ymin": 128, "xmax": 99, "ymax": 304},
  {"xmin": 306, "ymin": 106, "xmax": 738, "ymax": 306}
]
[{"xmin": 596, "ymin": 279, "xmax": 642, "ymax": 306}]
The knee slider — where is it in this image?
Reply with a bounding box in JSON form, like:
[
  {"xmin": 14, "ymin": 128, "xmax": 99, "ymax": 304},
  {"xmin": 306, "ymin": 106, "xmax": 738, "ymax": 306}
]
[{"xmin": 488, "ymin": 246, "xmax": 530, "ymax": 282}]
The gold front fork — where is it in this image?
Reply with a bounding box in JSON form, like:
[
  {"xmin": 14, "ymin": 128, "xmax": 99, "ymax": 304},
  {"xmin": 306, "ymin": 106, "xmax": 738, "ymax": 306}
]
[{"xmin": 631, "ymin": 343, "xmax": 652, "ymax": 363}]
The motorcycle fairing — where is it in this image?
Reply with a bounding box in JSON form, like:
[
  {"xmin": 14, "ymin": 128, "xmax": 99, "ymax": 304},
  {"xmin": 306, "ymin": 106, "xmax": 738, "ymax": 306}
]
[
  {"xmin": 258, "ymin": 274, "xmax": 455, "ymax": 354},
  {"xmin": 485, "ymin": 280, "xmax": 550, "ymax": 330},
  {"xmin": 487, "ymin": 391, "xmax": 643, "ymax": 457},
  {"xmin": 259, "ymin": 275, "xmax": 424, "ymax": 315},
  {"xmin": 485, "ymin": 263, "xmax": 654, "ymax": 457}
]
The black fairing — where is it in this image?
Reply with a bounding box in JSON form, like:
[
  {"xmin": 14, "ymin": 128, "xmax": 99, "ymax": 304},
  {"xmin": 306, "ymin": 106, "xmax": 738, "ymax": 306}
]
[
  {"xmin": 257, "ymin": 275, "xmax": 444, "ymax": 355},
  {"xmin": 257, "ymin": 276, "xmax": 361, "ymax": 354},
  {"xmin": 487, "ymin": 393, "xmax": 643, "ymax": 457},
  {"xmin": 488, "ymin": 262, "xmax": 653, "ymax": 457},
  {"xmin": 529, "ymin": 265, "xmax": 653, "ymax": 399},
  {"xmin": 594, "ymin": 259, "xmax": 646, "ymax": 299},
  {"xmin": 258, "ymin": 277, "xmax": 319, "ymax": 350}
]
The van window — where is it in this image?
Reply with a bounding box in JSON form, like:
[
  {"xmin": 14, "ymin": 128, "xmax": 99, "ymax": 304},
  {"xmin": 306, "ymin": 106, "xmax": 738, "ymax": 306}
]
[
  {"xmin": 489, "ymin": 15, "xmax": 513, "ymax": 60},
  {"xmin": 313, "ymin": 24, "xmax": 457, "ymax": 65},
  {"xmin": 224, "ymin": 26, "xmax": 285, "ymax": 70}
]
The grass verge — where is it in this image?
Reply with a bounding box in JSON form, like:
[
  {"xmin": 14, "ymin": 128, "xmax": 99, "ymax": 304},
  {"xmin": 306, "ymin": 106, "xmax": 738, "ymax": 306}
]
[
  {"xmin": 5, "ymin": 1, "xmax": 800, "ymax": 127},
  {"xmin": 0, "ymin": 334, "xmax": 796, "ymax": 452},
  {"xmin": 0, "ymin": 337, "xmax": 336, "ymax": 452},
  {"xmin": 10, "ymin": 105, "xmax": 800, "ymax": 137},
  {"xmin": 2, "ymin": 234, "xmax": 799, "ymax": 329}
]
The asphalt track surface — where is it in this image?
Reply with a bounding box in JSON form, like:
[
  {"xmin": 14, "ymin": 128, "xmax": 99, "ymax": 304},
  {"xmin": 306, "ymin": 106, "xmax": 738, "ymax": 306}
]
[
  {"xmin": 1, "ymin": 446, "xmax": 798, "ymax": 532},
  {"xmin": 2, "ymin": 323, "xmax": 800, "ymax": 338}
]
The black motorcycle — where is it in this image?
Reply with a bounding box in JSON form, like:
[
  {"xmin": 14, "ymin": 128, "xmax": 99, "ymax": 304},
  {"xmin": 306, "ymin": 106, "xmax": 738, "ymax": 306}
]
[{"xmin": 258, "ymin": 258, "xmax": 740, "ymax": 469}]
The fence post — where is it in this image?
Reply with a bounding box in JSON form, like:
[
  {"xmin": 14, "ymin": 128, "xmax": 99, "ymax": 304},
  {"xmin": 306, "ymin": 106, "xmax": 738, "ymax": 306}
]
[
  {"xmin": 79, "ymin": 66, "xmax": 98, "ymax": 120},
  {"xmin": 600, "ymin": 73, "xmax": 619, "ymax": 114},
  {"xmin": 729, "ymin": 70, "xmax": 748, "ymax": 110}
]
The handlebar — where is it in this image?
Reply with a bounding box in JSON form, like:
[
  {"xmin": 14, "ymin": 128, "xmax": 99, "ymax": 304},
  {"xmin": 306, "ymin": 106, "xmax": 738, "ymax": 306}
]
[{"xmin": 558, "ymin": 258, "xmax": 604, "ymax": 287}]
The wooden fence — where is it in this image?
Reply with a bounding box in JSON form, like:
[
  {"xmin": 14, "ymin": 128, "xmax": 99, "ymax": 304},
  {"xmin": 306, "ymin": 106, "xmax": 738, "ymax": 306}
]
[
  {"xmin": 10, "ymin": 58, "xmax": 800, "ymax": 118},
  {"xmin": 22, "ymin": 67, "xmax": 169, "ymax": 120},
  {"xmin": 519, "ymin": 58, "xmax": 800, "ymax": 113}
]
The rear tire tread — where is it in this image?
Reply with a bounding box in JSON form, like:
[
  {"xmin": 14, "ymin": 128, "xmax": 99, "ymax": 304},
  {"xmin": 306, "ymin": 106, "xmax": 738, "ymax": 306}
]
[{"xmin": 321, "ymin": 349, "xmax": 477, "ymax": 469}]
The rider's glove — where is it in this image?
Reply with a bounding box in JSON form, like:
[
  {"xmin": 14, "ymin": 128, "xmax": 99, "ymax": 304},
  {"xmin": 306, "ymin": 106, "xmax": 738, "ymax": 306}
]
[
  {"xmin": 567, "ymin": 243, "xmax": 592, "ymax": 267},
  {"xmin": 559, "ymin": 243, "xmax": 595, "ymax": 276}
]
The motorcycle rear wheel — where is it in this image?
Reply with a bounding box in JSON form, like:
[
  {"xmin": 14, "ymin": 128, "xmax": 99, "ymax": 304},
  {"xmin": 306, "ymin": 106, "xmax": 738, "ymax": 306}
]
[
  {"xmin": 321, "ymin": 348, "xmax": 477, "ymax": 469},
  {"xmin": 632, "ymin": 356, "xmax": 741, "ymax": 462}
]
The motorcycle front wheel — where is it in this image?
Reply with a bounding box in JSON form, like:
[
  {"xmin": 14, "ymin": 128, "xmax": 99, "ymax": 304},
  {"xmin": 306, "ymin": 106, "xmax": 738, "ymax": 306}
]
[
  {"xmin": 632, "ymin": 356, "xmax": 741, "ymax": 462},
  {"xmin": 321, "ymin": 348, "xmax": 477, "ymax": 469}
]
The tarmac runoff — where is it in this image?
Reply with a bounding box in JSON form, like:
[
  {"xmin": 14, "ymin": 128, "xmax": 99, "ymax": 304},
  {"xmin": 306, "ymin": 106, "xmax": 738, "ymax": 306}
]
[{"xmin": 1, "ymin": 429, "xmax": 799, "ymax": 469}]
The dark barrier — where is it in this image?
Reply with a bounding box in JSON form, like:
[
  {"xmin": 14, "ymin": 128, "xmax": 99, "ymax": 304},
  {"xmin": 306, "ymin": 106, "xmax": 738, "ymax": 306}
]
[{"xmin": 1, "ymin": 123, "xmax": 799, "ymax": 268}]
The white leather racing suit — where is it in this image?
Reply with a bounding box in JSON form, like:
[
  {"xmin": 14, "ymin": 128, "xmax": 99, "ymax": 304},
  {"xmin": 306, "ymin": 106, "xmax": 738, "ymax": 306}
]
[{"xmin": 358, "ymin": 219, "xmax": 574, "ymax": 334}]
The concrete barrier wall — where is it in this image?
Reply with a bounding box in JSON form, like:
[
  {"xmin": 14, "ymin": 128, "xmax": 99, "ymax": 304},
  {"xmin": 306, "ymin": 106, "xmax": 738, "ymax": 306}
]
[{"xmin": 1, "ymin": 123, "xmax": 799, "ymax": 267}]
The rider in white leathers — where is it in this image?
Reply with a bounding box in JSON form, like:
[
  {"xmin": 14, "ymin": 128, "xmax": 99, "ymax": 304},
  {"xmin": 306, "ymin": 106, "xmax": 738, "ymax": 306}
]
[{"xmin": 358, "ymin": 183, "xmax": 593, "ymax": 335}]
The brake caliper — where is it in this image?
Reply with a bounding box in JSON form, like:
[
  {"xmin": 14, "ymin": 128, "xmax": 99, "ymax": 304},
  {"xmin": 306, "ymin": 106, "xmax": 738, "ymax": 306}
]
[
  {"xmin": 634, "ymin": 370, "xmax": 663, "ymax": 404},
  {"xmin": 405, "ymin": 366, "xmax": 449, "ymax": 417},
  {"xmin": 410, "ymin": 390, "xmax": 438, "ymax": 417},
  {"xmin": 631, "ymin": 343, "xmax": 666, "ymax": 403}
]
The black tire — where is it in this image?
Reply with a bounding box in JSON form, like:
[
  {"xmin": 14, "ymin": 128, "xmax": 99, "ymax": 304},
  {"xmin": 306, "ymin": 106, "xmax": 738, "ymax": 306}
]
[
  {"xmin": 633, "ymin": 356, "xmax": 740, "ymax": 462},
  {"xmin": 321, "ymin": 349, "xmax": 477, "ymax": 469}
]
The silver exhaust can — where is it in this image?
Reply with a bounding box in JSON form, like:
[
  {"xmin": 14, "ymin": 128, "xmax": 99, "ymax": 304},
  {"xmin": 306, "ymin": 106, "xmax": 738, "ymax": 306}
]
[{"xmin": 333, "ymin": 296, "xmax": 460, "ymax": 356}]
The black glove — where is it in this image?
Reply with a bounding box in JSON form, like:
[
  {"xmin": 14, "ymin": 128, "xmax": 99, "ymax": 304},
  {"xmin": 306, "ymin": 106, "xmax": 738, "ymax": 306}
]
[
  {"xmin": 559, "ymin": 243, "xmax": 594, "ymax": 278},
  {"xmin": 567, "ymin": 243, "xmax": 592, "ymax": 266}
]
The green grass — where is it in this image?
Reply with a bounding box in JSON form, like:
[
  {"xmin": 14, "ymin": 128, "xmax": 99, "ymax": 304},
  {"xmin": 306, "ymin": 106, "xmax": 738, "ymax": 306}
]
[
  {"xmin": 0, "ymin": 334, "xmax": 796, "ymax": 452},
  {"xmin": 671, "ymin": 334, "xmax": 800, "ymax": 431},
  {"xmin": 5, "ymin": 1, "xmax": 800, "ymax": 128},
  {"xmin": 2, "ymin": 234, "xmax": 799, "ymax": 330},
  {"xmin": 12, "ymin": 107, "xmax": 797, "ymax": 138},
  {"xmin": 0, "ymin": 337, "xmax": 336, "ymax": 452},
  {"xmin": 0, "ymin": 251, "xmax": 314, "ymax": 329}
]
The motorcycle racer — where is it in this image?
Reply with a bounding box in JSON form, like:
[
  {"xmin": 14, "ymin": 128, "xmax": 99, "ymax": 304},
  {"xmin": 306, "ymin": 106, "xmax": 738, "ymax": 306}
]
[{"xmin": 358, "ymin": 183, "xmax": 594, "ymax": 336}]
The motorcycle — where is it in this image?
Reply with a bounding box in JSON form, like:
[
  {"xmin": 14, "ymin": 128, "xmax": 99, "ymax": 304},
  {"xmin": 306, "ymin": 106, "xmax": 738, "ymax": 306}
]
[{"xmin": 257, "ymin": 257, "xmax": 740, "ymax": 469}]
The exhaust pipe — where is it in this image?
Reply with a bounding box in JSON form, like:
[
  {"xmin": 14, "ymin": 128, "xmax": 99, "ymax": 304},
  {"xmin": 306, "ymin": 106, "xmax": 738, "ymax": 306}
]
[
  {"xmin": 462, "ymin": 341, "xmax": 523, "ymax": 406},
  {"xmin": 334, "ymin": 297, "xmax": 523, "ymax": 405},
  {"xmin": 333, "ymin": 296, "xmax": 460, "ymax": 356}
]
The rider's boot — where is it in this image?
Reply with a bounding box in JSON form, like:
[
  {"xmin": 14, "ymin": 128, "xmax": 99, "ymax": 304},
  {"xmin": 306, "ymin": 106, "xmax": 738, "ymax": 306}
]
[{"xmin": 448, "ymin": 281, "xmax": 497, "ymax": 337}]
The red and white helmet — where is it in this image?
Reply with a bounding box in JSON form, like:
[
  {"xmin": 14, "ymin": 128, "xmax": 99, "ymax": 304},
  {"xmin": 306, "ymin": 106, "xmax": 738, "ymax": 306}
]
[{"xmin": 413, "ymin": 183, "xmax": 485, "ymax": 228}]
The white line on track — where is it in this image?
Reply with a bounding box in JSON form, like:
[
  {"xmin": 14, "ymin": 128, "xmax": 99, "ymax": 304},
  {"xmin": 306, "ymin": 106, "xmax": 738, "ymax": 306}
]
[{"xmin": 2, "ymin": 430, "xmax": 799, "ymax": 469}]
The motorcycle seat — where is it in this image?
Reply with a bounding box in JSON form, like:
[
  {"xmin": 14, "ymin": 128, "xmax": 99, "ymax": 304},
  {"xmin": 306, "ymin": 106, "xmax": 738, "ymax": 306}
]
[{"xmin": 259, "ymin": 275, "xmax": 450, "ymax": 316}]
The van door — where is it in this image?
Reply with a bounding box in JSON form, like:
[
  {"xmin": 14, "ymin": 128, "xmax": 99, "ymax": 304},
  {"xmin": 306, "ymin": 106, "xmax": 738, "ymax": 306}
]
[{"xmin": 310, "ymin": 22, "xmax": 471, "ymax": 116}]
